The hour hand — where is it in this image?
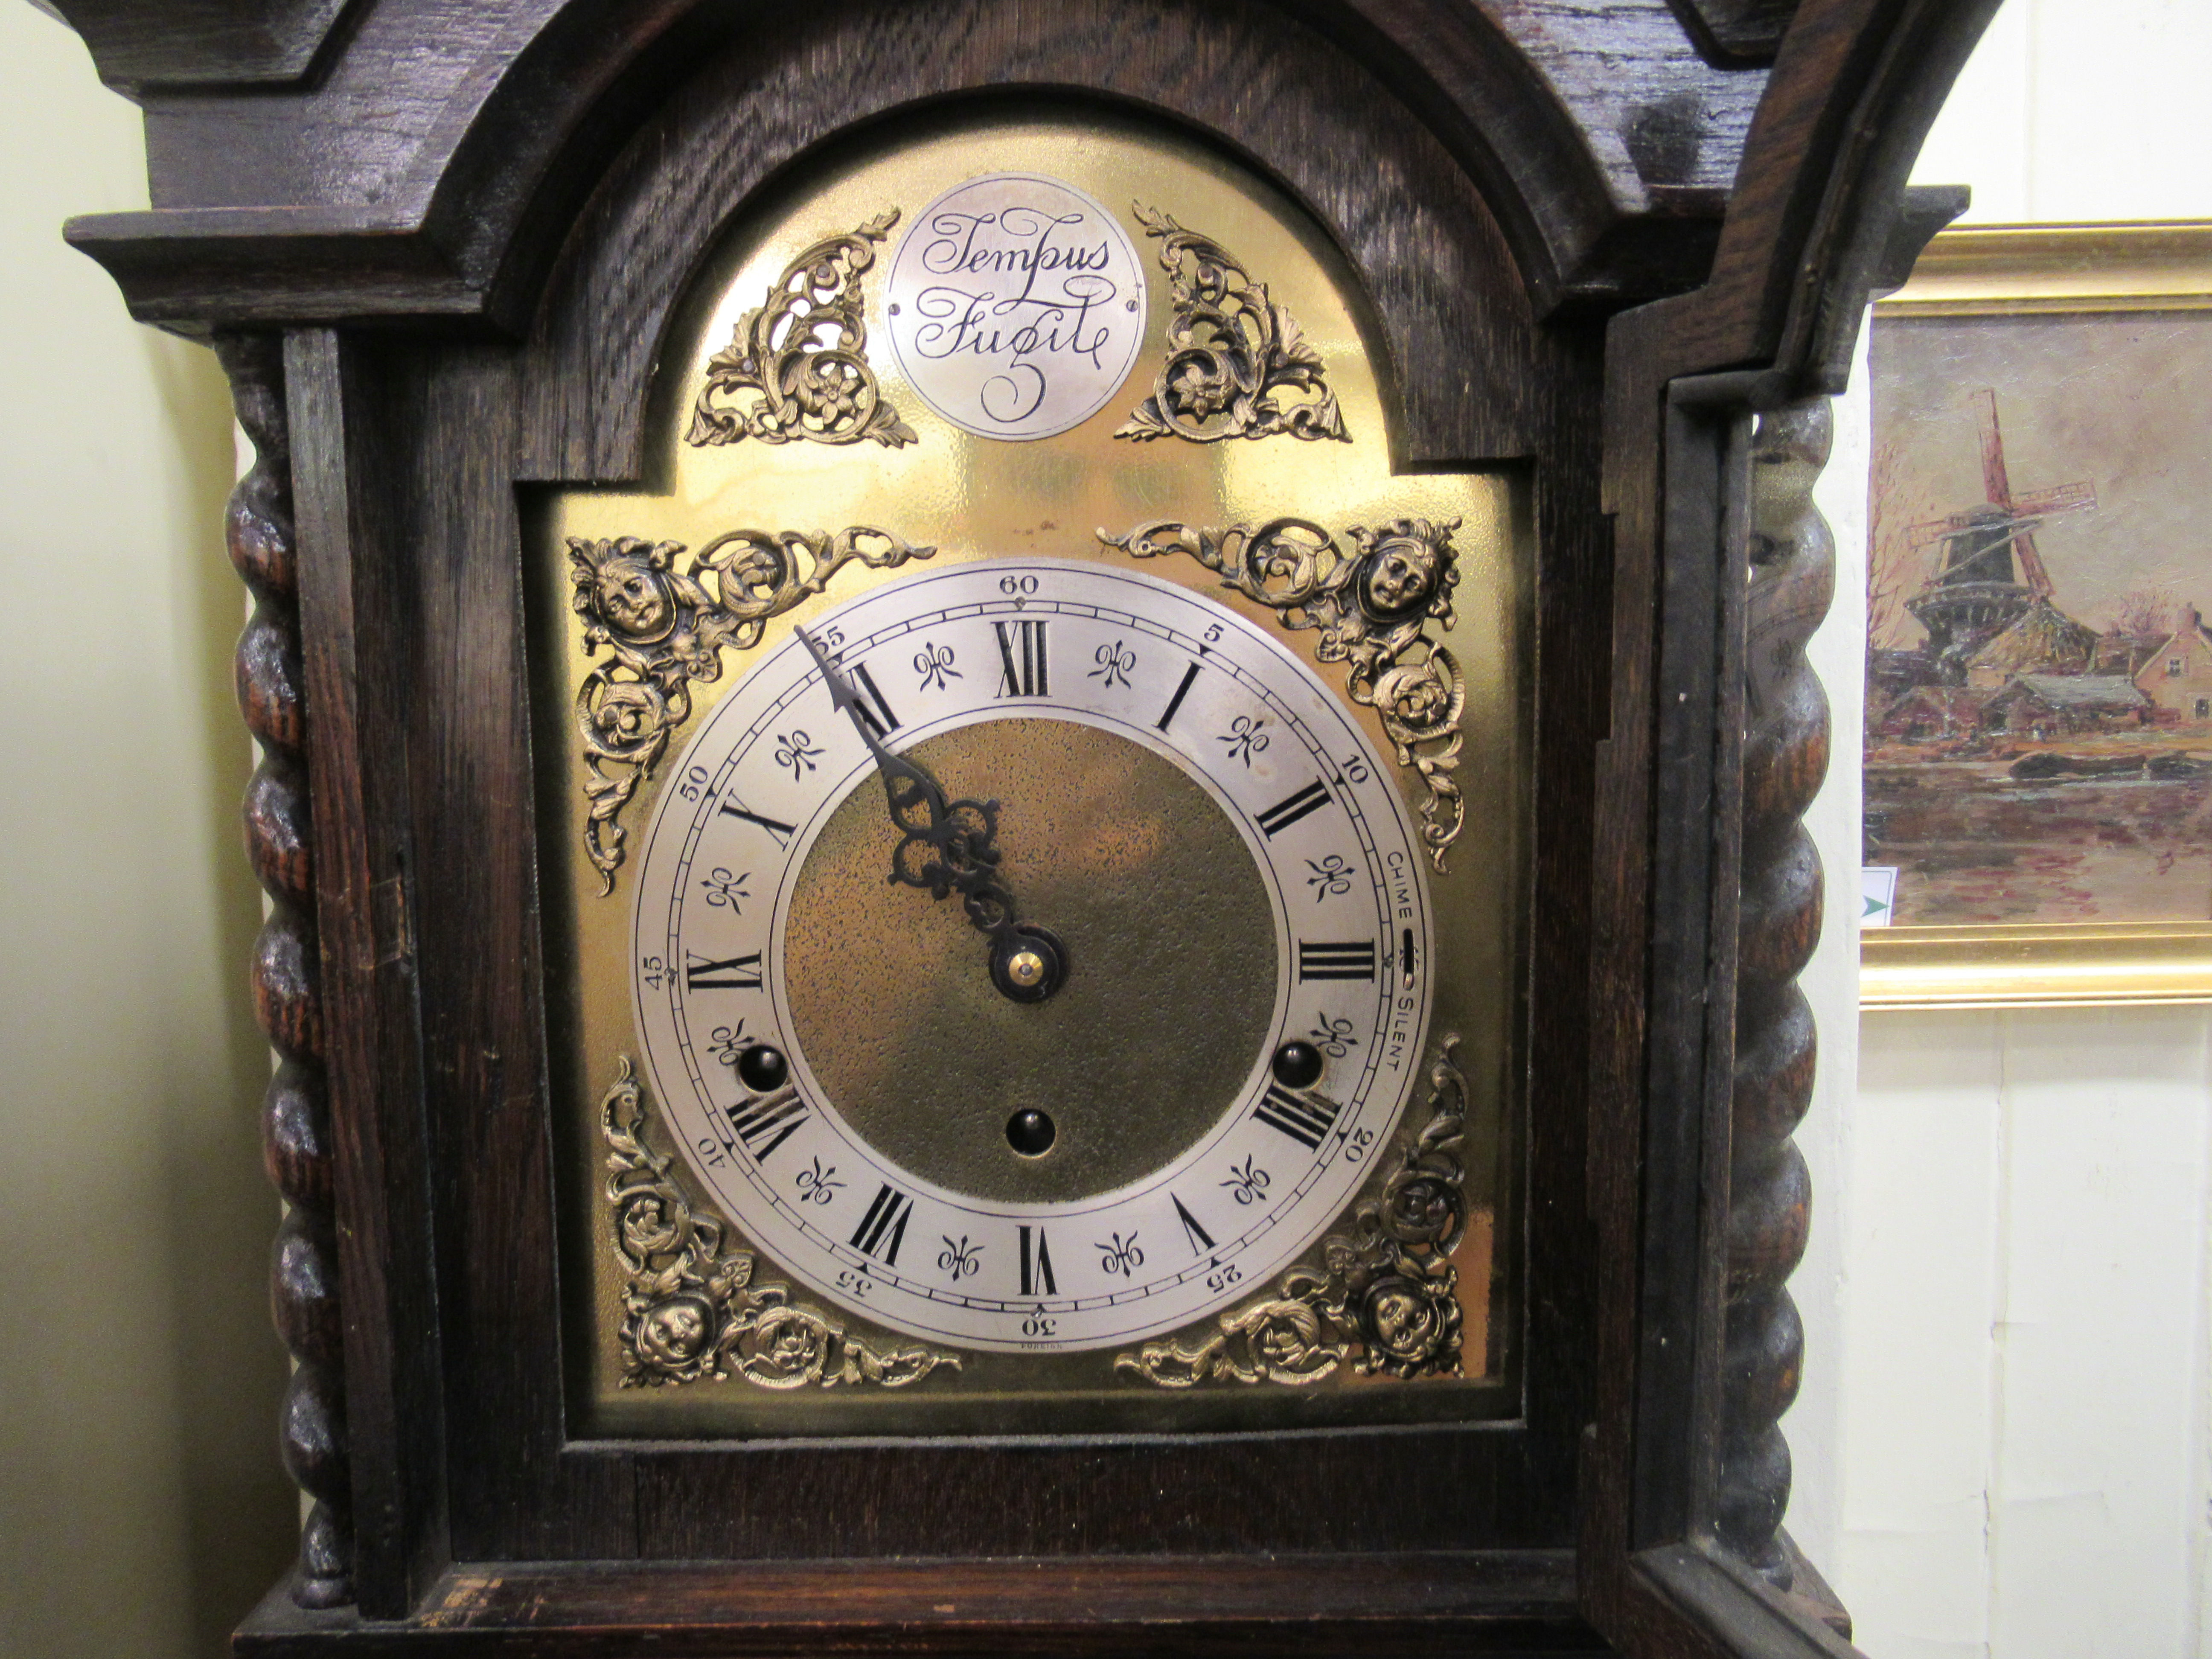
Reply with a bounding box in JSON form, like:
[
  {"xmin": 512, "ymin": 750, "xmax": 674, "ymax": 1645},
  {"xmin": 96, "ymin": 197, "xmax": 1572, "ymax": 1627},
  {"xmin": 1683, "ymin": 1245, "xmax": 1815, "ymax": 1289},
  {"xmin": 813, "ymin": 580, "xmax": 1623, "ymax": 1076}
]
[{"xmin": 795, "ymin": 626, "xmax": 1030, "ymax": 953}]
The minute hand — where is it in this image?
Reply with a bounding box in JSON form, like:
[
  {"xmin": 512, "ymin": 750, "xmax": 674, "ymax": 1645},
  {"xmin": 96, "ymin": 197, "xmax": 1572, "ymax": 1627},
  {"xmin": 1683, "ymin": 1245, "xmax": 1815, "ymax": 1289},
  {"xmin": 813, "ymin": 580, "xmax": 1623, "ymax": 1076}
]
[{"xmin": 795, "ymin": 626, "xmax": 1022, "ymax": 944}]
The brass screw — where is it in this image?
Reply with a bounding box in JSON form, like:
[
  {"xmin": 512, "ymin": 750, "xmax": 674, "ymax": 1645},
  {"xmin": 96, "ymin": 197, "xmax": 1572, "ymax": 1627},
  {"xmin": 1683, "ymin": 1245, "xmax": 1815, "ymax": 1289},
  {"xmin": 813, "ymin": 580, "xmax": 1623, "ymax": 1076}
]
[{"xmin": 1005, "ymin": 949, "xmax": 1048, "ymax": 989}]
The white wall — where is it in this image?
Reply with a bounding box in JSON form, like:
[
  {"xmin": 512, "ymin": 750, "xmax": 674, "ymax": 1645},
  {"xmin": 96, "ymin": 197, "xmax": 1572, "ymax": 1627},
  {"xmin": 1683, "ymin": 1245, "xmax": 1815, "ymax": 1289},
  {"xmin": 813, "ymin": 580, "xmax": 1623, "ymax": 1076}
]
[
  {"xmin": 0, "ymin": 8, "xmax": 296, "ymax": 1659},
  {"xmin": 1792, "ymin": 2, "xmax": 2212, "ymax": 1653}
]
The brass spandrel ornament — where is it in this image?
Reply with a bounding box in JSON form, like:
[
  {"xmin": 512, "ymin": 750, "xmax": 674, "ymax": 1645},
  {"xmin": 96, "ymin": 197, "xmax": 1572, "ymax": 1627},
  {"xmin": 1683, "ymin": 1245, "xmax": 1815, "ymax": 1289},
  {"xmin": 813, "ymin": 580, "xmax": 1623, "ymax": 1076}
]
[
  {"xmin": 542, "ymin": 109, "xmax": 1525, "ymax": 1438},
  {"xmin": 1099, "ymin": 515, "xmax": 1467, "ymax": 868},
  {"xmin": 601, "ymin": 1057, "xmax": 961, "ymax": 1389},
  {"xmin": 684, "ymin": 209, "xmax": 917, "ymax": 450},
  {"xmin": 1117, "ymin": 204, "xmax": 1349, "ymax": 445},
  {"xmin": 569, "ymin": 527, "xmax": 935, "ymax": 891}
]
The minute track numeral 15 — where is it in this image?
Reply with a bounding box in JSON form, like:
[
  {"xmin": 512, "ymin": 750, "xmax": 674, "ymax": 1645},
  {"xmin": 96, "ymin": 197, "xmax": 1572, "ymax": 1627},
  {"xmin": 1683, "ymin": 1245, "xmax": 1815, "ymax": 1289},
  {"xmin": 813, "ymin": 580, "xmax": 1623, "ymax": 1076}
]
[{"xmin": 993, "ymin": 619, "xmax": 1049, "ymax": 699}]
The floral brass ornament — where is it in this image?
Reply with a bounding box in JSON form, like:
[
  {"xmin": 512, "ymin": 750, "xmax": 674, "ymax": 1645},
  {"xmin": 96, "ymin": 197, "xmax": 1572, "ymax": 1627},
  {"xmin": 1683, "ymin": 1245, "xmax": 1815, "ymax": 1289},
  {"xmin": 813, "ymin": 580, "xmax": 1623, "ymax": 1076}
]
[
  {"xmin": 601, "ymin": 1057, "xmax": 959, "ymax": 1390},
  {"xmin": 1098, "ymin": 515, "xmax": 1465, "ymax": 869},
  {"xmin": 1114, "ymin": 1039, "xmax": 1468, "ymax": 1386},
  {"xmin": 684, "ymin": 209, "xmax": 918, "ymax": 450},
  {"xmin": 570, "ymin": 527, "xmax": 934, "ymax": 892},
  {"xmin": 1116, "ymin": 204, "xmax": 1348, "ymax": 444}
]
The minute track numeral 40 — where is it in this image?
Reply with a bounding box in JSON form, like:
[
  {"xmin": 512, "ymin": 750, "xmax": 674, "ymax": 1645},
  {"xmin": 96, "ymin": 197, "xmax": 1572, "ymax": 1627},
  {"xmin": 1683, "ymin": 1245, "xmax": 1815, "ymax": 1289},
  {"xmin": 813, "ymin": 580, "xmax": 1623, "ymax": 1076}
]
[
  {"xmin": 993, "ymin": 619, "xmax": 1050, "ymax": 699},
  {"xmin": 1252, "ymin": 1083, "xmax": 1341, "ymax": 1150}
]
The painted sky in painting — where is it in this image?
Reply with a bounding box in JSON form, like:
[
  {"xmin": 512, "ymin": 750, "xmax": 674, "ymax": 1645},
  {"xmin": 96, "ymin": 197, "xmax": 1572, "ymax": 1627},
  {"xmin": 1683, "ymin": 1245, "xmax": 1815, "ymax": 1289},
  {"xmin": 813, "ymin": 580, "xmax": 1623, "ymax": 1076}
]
[{"xmin": 1870, "ymin": 310, "xmax": 2212, "ymax": 651}]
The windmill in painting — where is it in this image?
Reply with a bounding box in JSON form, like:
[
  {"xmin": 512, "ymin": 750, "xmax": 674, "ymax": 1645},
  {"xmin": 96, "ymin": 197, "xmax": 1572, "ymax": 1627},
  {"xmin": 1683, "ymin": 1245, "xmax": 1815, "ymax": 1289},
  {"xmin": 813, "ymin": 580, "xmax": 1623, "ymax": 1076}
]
[{"xmin": 1865, "ymin": 378, "xmax": 2212, "ymax": 926}]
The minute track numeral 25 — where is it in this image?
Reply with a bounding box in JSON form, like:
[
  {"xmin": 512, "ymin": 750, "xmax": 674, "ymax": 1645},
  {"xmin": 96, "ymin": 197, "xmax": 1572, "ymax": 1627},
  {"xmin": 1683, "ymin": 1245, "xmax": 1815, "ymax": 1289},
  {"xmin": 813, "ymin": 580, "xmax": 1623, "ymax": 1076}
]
[{"xmin": 993, "ymin": 619, "xmax": 1049, "ymax": 699}]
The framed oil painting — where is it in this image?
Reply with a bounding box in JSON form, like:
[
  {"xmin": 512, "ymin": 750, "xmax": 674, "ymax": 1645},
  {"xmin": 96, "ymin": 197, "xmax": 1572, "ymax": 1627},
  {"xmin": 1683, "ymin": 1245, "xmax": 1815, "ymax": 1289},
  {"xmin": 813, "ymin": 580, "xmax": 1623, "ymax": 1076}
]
[{"xmin": 1862, "ymin": 223, "xmax": 2212, "ymax": 1007}]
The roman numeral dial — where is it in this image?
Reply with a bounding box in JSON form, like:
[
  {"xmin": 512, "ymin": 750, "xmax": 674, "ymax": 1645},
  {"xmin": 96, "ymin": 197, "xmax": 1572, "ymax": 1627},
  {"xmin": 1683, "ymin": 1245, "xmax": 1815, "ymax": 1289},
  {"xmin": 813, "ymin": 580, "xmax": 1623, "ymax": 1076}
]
[{"xmin": 625, "ymin": 558, "xmax": 1435, "ymax": 1356}]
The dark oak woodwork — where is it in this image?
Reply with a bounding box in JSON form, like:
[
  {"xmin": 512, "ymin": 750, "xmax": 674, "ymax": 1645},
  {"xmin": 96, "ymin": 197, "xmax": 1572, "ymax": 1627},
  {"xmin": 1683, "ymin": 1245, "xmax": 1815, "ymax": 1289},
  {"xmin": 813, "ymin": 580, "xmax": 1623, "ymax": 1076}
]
[
  {"xmin": 49, "ymin": 2, "xmax": 2007, "ymax": 1652},
  {"xmin": 217, "ymin": 329, "xmax": 352, "ymax": 1610}
]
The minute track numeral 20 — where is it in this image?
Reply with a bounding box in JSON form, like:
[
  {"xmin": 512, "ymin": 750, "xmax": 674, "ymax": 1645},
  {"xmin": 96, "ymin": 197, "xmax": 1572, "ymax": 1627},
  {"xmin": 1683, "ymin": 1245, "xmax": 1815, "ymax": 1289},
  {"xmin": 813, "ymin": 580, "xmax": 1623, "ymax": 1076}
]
[
  {"xmin": 726, "ymin": 1092, "xmax": 809, "ymax": 1163},
  {"xmin": 1252, "ymin": 1083, "xmax": 1341, "ymax": 1150},
  {"xmin": 685, "ymin": 950, "xmax": 763, "ymax": 990},
  {"xmin": 993, "ymin": 619, "xmax": 1049, "ymax": 698},
  {"xmin": 1256, "ymin": 779, "xmax": 1332, "ymax": 837},
  {"xmin": 850, "ymin": 1183, "xmax": 913, "ymax": 1265},
  {"xmin": 1297, "ymin": 940, "xmax": 1377, "ymax": 982}
]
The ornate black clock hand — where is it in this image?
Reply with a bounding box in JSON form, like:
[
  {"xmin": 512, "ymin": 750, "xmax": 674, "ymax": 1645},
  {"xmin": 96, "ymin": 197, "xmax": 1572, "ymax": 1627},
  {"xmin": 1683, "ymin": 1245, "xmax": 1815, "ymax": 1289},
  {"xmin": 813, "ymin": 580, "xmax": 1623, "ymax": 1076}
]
[{"xmin": 796, "ymin": 625, "xmax": 1067, "ymax": 1002}]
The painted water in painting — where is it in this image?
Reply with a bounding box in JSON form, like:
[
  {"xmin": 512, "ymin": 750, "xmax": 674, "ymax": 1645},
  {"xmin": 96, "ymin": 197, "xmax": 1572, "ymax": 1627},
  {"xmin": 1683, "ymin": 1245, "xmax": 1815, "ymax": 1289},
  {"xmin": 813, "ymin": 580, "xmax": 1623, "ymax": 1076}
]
[{"xmin": 1866, "ymin": 311, "xmax": 2212, "ymax": 926}]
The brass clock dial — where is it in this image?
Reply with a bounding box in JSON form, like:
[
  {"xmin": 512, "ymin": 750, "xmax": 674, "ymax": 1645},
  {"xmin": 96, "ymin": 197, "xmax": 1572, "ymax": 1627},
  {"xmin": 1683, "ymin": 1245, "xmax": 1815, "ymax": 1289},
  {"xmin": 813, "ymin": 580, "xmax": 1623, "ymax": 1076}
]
[{"xmin": 629, "ymin": 559, "xmax": 1432, "ymax": 1350}]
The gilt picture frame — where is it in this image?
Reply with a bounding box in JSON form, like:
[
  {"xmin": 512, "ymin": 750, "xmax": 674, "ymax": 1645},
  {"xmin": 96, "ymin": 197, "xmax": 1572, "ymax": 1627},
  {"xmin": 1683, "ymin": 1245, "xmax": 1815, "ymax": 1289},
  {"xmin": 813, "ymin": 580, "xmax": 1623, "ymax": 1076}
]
[{"xmin": 1862, "ymin": 222, "xmax": 2212, "ymax": 1007}]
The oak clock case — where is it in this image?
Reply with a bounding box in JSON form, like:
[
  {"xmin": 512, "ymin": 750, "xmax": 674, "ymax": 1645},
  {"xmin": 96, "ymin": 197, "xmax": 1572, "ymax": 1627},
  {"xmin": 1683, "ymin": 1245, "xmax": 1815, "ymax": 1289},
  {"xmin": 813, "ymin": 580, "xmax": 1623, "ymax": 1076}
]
[{"xmin": 536, "ymin": 112, "xmax": 1532, "ymax": 1437}]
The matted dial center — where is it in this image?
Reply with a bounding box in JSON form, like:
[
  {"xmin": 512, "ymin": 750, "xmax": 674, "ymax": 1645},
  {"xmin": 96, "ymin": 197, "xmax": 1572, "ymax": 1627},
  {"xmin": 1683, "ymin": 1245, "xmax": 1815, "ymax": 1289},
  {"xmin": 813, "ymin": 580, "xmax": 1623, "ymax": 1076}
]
[{"xmin": 783, "ymin": 716, "xmax": 1277, "ymax": 1204}]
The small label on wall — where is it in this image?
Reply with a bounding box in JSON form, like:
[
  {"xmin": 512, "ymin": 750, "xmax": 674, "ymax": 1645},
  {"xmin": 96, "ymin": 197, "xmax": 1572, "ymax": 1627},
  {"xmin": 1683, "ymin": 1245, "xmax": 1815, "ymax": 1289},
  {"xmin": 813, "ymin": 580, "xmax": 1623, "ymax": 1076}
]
[{"xmin": 1862, "ymin": 866, "xmax": 1898, "ymax": 928}]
